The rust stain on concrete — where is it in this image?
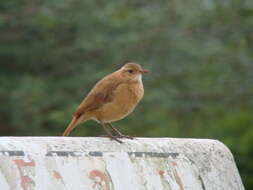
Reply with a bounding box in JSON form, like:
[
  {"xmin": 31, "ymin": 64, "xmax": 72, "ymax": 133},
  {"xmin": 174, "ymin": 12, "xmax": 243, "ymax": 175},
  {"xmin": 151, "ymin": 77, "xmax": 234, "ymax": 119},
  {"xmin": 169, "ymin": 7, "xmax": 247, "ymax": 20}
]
[
  {"xmin": 0, "ymin": 137, "xmax": 244, "ymax": 190},
  {"xmin": 53, "ymin": 170, "xmax": 62, "ymax": 179},
  {"xmin": 13, "ymin": 159, "xmax": 35, "ymax": 190},
  {"xmin": 158, "ymin": 170, "xmax": 165, "ymax": 178},
  {"xmin": 172, "ymin": 161, "xmax": 184, "ymax": 190},
  {"xmin": 89, "ymin": 170, "xmax": 111, "ymax": 190}
]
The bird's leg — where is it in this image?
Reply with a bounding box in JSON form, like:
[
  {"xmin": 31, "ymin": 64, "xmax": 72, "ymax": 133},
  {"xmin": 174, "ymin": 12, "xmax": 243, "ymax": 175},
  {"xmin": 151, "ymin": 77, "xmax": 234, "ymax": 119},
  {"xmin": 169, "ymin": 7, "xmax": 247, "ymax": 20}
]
[
  {"xmin": 100, "ymin": 122, "xmax": 123, "ymax": 143},
  {"xmin": 107, "ymin": 123, "xmax": 134, "ymax": 140}
]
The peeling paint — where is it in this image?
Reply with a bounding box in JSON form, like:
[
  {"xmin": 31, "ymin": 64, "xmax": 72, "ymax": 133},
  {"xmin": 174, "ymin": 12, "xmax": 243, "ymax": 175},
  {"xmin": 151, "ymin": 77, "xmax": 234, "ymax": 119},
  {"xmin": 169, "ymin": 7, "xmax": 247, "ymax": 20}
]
[
  {"xmin": 0, "ymin": 151, "xmax": 24, "ymax": 157},
  {"xmin": 0, "ymin": 137, "xmax": 245, "ymax": 190},
  {"xmin": 89, "ymin": 170, "xmax": 111, "ymax": 190},
  {"xmin": 53, "ymin": 170, "xmax": 62, "ymax": 180},
  {"xmin": 171, "ymin": 161, "xmax": 184, "ymax": 190},
  {"xmin": 128, "ymin": 152, "xmax": 179, "ymax": 158},
  {"xmin": 158, "ymin": 170, "xmax": 165, "ymax": 178},
  {"xmin": 13, "ymin": 159, "xmax": 35, "ymax": 190}
]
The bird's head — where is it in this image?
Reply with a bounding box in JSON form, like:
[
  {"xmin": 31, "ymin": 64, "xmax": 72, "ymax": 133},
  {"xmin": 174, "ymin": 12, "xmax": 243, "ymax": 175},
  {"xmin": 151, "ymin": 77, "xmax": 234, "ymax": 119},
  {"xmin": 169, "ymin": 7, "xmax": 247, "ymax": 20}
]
[{"xmin": 119, "ymin": 63, "xmax": 148, "ymax": 82}]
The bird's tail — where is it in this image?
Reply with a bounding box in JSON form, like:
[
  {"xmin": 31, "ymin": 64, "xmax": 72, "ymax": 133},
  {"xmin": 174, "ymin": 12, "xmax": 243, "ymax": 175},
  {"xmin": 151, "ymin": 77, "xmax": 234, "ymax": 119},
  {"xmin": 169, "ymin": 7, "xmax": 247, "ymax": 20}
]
[{"xmin": 62, "ymin": 116, "xmax": 79, "ymax": 136}]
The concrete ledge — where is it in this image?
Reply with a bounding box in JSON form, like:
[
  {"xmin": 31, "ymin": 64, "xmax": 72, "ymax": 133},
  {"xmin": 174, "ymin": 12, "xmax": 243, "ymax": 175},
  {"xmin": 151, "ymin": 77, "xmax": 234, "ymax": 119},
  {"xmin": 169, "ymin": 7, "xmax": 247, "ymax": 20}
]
[{"xmin": 0, "ymin": 137, "xmax": 244, "ymax": 190}]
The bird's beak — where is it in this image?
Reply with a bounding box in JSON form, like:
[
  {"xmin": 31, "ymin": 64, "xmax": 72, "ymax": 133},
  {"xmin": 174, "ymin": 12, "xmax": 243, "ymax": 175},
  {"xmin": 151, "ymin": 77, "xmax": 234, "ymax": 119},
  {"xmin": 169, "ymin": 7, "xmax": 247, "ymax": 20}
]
[{"xmin": 140, "ymin": 69, "xmax": 149, "ymax": 74}]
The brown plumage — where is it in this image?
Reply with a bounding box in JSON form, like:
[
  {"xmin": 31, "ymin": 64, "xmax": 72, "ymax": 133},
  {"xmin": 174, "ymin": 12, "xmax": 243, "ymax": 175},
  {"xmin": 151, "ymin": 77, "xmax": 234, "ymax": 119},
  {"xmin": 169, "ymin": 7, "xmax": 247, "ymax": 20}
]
[{"xmin": 62, "ymin": 63, "xmax": 148, "ymax": 143}]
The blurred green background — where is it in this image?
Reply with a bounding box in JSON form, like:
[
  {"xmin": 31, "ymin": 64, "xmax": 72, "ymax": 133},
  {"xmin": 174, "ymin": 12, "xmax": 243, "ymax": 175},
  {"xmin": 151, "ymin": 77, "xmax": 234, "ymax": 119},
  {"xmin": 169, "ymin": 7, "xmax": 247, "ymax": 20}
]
[{"xmin": 0, "ymin": 0, "xmax": 252, "ymax": 188}]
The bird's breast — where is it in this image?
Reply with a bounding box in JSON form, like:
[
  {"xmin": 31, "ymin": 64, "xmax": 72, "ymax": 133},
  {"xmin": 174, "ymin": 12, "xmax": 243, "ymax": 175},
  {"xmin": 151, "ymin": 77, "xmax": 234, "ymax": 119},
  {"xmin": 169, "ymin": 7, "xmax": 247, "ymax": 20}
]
[{"xmin": 95, "ymin": 81, "xmax": 144, "ymax": 122}]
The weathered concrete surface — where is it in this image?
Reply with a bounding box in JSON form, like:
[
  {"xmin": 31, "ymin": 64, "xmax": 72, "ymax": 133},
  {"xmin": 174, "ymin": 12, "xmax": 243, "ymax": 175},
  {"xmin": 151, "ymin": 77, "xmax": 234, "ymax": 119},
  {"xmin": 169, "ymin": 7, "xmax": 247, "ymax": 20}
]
[{"xmin": 0, "ymin": 137, "xmax": 244, "ymax": 190}]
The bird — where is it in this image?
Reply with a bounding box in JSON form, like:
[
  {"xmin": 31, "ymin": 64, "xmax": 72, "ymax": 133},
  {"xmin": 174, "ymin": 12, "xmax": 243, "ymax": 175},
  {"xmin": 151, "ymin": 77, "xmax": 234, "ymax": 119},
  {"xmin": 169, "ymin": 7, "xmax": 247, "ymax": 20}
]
[{"xmin": 62, "ymin": 63, "xmax": 148, "ymax": 143}]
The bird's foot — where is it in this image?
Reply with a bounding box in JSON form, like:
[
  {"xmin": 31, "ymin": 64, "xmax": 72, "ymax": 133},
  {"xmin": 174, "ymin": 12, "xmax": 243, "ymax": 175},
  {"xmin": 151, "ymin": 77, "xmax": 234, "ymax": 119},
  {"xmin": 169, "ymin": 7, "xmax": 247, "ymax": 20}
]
[
  {"xmin": 99, "ymin": 135, "xmax": 123, "ymax": 143},
  {"xmin": 115, "ymin": 134, "xmax": 134, "ymax": 140},
  {"xmin": 109, "ymin": 136, "xmax": 123, "ymax": 143}
]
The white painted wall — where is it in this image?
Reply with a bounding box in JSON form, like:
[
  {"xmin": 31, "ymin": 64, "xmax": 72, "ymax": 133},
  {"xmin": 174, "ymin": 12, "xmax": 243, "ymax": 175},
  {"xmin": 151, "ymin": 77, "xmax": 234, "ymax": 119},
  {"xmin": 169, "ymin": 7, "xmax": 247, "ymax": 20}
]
[{"xmin": 0, "ymin": 137, "xmax": 244, "ymax": 190}]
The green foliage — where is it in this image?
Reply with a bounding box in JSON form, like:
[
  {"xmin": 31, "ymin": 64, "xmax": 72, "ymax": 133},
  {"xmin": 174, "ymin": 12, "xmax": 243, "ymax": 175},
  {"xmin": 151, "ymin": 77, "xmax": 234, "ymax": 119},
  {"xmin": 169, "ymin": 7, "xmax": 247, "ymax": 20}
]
[{"xmin": 0, "ymin": 0, "xmax": 253, "ymax": 188}]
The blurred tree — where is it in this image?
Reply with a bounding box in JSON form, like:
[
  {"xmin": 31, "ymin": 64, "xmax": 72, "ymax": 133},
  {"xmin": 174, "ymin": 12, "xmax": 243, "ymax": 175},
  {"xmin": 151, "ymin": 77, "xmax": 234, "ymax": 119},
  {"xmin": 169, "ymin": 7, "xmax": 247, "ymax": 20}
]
[{"xmin": 0, "ymin": 0, "xmax": 253, "ymax": 188}]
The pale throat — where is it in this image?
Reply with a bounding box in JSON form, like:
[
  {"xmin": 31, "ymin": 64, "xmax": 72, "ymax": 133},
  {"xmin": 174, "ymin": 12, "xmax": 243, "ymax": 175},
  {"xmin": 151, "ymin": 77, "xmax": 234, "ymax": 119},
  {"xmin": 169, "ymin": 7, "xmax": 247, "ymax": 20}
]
[{"xmin": 136, "ymin": 74, "xmax": 142, "ymax": 83}]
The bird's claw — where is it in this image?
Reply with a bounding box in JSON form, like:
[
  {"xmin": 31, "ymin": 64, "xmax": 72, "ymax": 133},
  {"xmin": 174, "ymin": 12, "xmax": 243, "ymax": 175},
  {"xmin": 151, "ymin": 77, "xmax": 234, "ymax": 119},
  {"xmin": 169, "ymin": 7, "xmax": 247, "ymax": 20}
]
[
  {"xmin": 99, "ymin": 135, "xmax": 123, "ymax": 143},
  {"xmin": 115, "ymin": 135, "xmax": 134, "ymax": 140},
  {"xmin": 109, "ymin": 136, "xmax": 123, "ymax": 143}
]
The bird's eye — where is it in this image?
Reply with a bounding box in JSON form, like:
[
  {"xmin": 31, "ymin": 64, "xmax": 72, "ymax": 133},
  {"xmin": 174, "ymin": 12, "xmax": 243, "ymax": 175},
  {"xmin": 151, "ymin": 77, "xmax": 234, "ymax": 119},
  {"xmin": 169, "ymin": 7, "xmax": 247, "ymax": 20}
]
[{"xmin": 128, "ymin": 69, "xmax": 133, "ymax": 73}]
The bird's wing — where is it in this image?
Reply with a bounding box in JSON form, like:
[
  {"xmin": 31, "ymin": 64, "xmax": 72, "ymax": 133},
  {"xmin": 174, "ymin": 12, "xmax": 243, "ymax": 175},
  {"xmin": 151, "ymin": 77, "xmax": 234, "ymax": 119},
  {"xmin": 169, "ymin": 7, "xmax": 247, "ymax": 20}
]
[{"xmin": 74, "ymin": 74, "xmax": 122, "ymax": 118}]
